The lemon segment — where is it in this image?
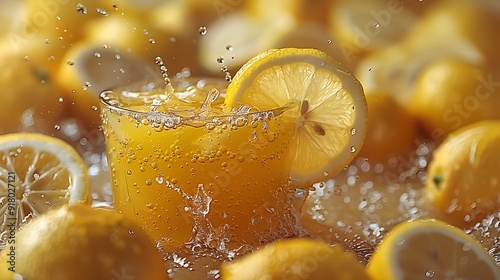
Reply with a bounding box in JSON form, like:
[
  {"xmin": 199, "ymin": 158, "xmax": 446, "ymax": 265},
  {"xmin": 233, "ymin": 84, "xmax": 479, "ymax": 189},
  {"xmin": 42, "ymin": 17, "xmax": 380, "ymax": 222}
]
[
  {"xmin": 367, "ymin": 219, "xmax": 500, "ymax": 280},
  {"xmin": 0, "ymin": 133, "xmax": 90, "ymax": 247},
  {"xmin": 225, "ymin": 48, "xmax": 367, "ymax": 184}
]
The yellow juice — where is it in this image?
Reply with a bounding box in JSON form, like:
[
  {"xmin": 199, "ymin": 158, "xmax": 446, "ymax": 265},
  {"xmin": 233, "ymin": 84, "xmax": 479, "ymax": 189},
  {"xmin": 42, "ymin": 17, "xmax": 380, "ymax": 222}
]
[{"xmin": 100, "ymin": 80, "xmax": 299, "ymax": 250}]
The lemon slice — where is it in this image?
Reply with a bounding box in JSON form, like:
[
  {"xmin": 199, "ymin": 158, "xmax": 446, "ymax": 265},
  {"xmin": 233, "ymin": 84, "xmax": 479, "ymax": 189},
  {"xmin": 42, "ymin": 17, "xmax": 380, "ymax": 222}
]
[
  {"xmin": 367, "ymin": 219, "xmax": 500, "ymax": 280},
  {"xmin": 225, "ymin": 48, "xmax": 367, "ymax": 184},
  {"xmin": 0, "ymin": 133, "xmax": 90, "ymax": 248}
]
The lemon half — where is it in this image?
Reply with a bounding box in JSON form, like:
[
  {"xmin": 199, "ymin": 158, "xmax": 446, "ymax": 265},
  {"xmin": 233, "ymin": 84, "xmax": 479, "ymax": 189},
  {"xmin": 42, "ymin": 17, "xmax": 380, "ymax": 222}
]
[
  {"xmin": 225, "ymin": 48, "xmax": 367, "ymax": 185},
  {"xmin": 0, "ymin": 133, "xmax": 90, "ymax": 247},
  {"xmin": 367, "ymin": 219, "xmax": 500, "ymax": 280}
]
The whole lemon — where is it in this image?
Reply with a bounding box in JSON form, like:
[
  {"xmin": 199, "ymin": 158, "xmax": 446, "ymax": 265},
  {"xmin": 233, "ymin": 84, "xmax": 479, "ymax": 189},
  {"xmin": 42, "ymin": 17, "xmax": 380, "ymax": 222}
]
[
  {"xmin": 426, "ymin": 120, "xmax": 500, "ymax": 227},
  {"xmin": 0, "ymin": 204, "xmax": 169, "ymax": 280},
  {"xmin": 0, "ymin": 41, "xmax": 64, "ymax": 135},
  {"xmin": 358, "ymin": 92, "xmax": 419, "ymax": 163},
  {"xmin": 221, "ymin": 238, "xmax": 370, "ymax": 280},
  {"xmin": 409, "ymin": 59, "xmax": 500, "ymax": 143}
]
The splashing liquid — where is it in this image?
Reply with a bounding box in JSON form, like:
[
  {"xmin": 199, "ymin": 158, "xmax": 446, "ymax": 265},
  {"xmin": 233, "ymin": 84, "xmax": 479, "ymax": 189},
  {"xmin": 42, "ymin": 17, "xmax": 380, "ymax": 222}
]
[
  {"xmin": 216, "ymin": 56, "xmax": 232, "ymax": 82},
  {"xmin": 155, "ymin": 56, "xmax": 175, "ymax": 98}
]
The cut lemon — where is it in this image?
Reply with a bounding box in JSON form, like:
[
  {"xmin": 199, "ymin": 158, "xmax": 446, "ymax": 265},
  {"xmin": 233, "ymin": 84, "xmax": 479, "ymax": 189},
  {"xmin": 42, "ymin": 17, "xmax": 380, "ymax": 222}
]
[
  {"xmin": 224, "ymin": 48, "xmax": 367, "ymax": 184},
  {"xmin": 367, "ymin": 219, "xmax": 500, "ymax": 280},
  {"xmin": 0, "ymin": 133, "xmax": 90, "ymax": 248}
]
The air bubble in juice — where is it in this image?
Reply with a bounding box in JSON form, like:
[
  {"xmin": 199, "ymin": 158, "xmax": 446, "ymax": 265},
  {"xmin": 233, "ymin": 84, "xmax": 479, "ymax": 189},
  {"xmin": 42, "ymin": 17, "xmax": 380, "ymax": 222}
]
[{"xmin": 100, "ymin": 78, "xmax": 301, "ymax": 252}]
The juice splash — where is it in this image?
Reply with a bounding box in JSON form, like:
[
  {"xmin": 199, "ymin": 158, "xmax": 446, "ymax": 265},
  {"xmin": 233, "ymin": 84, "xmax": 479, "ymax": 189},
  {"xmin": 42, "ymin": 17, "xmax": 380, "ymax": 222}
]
[{"xmin": 100, "ymin": 77, "xmax": 302, "ymax": 254}]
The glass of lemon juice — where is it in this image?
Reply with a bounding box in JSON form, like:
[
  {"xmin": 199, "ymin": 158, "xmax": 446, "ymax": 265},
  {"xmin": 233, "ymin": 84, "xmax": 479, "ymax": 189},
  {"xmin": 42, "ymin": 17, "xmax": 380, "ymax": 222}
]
[{"xmin": 100, "ymin": 77, "xmax": 300, "ymax": 251}]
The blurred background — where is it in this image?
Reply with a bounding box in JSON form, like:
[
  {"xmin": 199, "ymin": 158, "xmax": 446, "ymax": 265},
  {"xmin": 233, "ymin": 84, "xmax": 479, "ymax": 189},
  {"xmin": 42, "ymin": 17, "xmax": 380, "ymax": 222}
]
[
  {"xmin": 1, "ymin": 0, "xmax": 500, "ymax": 267},
  {"xmin": 1, "ymin": 0, "xmax": 499, "ymax": 141}
]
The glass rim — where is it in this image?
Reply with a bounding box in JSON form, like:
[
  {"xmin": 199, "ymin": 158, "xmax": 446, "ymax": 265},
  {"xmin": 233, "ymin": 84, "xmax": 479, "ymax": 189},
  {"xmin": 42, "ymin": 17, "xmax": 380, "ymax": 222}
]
[{"xmin": 99, "ymin": 79, "xmax": 293, "ymax": 128}]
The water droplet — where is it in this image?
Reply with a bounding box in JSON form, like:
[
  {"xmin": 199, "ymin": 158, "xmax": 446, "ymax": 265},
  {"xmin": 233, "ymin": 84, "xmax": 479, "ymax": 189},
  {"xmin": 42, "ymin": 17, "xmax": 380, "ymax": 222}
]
[
  {"xmin": 126, "ymin": 170, "xmax": 132, "ymax": 175},
  {"xmin": 94, "ymin": 52, "xmax": 101, "ymax": 58},
  {"xmin": 374, "ymin": 22, "xmax": 380, "ymax": 28},
  {"xmin": 67, "ymin": 60, "xmax": 75, "ymax": 66},
  {"xmin": 58, "ymin": 98, "xmax": 64, "ymax": 103},
  {"xmin": 54, "ymin": 124, "xmax": 61, "ymax": 131},
  {"xmin": 45, "ymin": 39, "xmax": 51, "ymax": 44},
  {"xmin": 155, "ymin": 56, "xmax": 174, "ymax": 94},
  {"xmin": 76, "ymin": 3, "xmax": 87, "ymax": 14},
  {"xmin": 225, "ymin": 45, "xmax": 233, "ymax": 51},
  {"xmin": 92, "ymin": 106, "xmax": 98, "ymax": 111},
  {"xmin": 462, "ymin": 243, "xmax": 472, "ymax": 252},
  {"xmin": 33, "ymin": 173, "xmax": 40, "ymax": 180},
  {"xmin": 327, "ymin": 39, "xmax": 332, "ymax": 44},
  {"xmin": 216, "ymin": 56, "xmax": 224, "ymax": 64},
  {"xmin": 350, "ymin": 128, "xmax": 357, "ymax": 136},
  {"xmin": 149, "ymin": 38, "xmax": 156, "ymax": 44},
  {"xmin": 82, "ymin": 82, "xmax": 91, "ymax": 91},
  {"xmin": 425, "ymin": 270, "xmax": 435, "ymax": 278},
  {"xmin": 156, "ymin": 176, "xmax": 164, "ymax": 184},
  {"xmin": 145, "ymin": 179, "xmax": 152, "ymax": 186},
  {"xmin": 97, "ymin": 8, "xmax": 109, "ymax": 16},
  {"xmin": 198, "ymin": 26, "xmax": 207, "ymax": 35},
  {"xmin": 350, "ymin": 146, "xmax": 356, "ymax": 153}
]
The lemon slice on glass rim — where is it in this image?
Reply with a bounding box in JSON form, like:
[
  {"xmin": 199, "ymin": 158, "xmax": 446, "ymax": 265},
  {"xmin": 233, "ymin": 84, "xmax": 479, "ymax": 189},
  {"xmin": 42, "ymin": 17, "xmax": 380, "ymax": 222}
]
[
  {"xmin": 0, "ymin": 133, "xmax": 90, "ymax": 247},
  {"xmin": 224, "ymin": 48, "xmax": 367, "ymax": 184}
]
